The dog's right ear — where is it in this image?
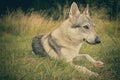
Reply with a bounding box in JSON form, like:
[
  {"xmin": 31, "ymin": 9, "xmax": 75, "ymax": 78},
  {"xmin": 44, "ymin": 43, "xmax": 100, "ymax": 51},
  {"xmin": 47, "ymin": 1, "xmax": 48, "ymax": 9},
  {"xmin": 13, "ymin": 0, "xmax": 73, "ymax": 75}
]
[
  {"xmin": 69, "ymin": 2, "xmax": 80, "ymax": 19},
  {"xmin": 83, "ymin": 4, "xmax": 89, "ymax": 16}
]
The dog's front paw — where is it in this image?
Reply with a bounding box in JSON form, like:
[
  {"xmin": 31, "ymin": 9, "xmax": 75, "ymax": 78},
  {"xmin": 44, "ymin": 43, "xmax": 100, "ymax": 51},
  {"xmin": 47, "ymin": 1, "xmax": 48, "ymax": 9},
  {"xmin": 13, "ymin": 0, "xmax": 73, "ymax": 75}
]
[
  {"xmin": 90, "ymin": 72, "xmax": 99, "ymax": 77},
  {"xmin": 94, "ymin": 61, "xmax": 104, "ymax": 68}
]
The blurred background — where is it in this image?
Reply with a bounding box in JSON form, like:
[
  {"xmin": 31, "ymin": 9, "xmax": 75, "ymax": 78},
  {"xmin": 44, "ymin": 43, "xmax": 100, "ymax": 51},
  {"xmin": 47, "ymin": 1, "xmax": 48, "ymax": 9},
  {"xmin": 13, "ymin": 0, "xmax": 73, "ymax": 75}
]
[{"xmin": 0, "ymin": 0, "xmax": 120, "ymax": 20}]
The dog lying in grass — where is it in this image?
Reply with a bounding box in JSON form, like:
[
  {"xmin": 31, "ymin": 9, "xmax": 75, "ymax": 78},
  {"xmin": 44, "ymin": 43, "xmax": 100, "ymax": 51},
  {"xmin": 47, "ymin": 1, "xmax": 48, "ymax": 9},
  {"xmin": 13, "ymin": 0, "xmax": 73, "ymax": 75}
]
[{"xmin": 32, "ymin": 2, "xmax": 104, "ymax": 77}]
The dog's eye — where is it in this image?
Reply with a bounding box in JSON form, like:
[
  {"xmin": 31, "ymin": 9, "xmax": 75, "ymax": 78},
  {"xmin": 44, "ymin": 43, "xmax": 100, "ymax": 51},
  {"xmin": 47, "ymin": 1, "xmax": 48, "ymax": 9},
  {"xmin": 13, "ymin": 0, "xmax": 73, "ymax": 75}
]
[{"xmin": 83, "ymin": 25, "xmax": 89, "ymax": 29}]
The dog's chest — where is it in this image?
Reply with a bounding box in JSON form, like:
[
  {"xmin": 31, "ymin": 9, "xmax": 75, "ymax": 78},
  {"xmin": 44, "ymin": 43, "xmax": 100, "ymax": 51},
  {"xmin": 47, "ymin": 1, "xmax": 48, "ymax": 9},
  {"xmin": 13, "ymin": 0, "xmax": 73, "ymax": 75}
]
[{"xmin": 60, "ymin": 43, "xmax": 82, "ymax": 62}]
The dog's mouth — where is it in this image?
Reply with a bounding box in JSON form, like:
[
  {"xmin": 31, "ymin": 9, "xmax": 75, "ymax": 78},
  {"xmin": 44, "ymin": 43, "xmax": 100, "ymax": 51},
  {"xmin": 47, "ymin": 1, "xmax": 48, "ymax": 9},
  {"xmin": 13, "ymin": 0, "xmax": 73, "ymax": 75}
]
[{"xmin": 83, "ymin": 38, "xmax": 101, "ymax": 45}]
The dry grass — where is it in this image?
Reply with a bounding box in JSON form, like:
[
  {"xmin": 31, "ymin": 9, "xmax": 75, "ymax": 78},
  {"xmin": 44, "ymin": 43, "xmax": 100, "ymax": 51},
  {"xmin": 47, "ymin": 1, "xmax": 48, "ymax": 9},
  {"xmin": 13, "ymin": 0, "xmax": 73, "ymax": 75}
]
[{"xmin": 1, "ymin": 9, "xmax": 62, "ymax": 36}]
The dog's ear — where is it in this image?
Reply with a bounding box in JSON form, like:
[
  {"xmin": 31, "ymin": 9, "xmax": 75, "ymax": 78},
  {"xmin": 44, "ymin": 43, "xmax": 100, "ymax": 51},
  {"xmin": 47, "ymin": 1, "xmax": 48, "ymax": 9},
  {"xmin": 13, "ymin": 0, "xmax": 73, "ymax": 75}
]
[
  {"xmin": 69, "ymin": 2, "xmax": 80, "ymax": 19},
  {"xmin": 83, "ymin": 4, "xmax": 89, "ymax": 16}
]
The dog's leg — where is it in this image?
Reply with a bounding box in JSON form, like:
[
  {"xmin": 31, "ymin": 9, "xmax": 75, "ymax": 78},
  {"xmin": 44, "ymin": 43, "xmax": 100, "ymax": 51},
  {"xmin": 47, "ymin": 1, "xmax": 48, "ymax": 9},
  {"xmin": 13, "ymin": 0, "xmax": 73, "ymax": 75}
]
[
  {"xmin": 73, "ymin": 54, "xmax": 104, "ymax": 67},
  {"xmin": 73, "ymin": 54, "xmax": 96, "ymax": 64},
  {"xmin": 70, "ymin": 63, "xmax": 99, "ymax": 77}
]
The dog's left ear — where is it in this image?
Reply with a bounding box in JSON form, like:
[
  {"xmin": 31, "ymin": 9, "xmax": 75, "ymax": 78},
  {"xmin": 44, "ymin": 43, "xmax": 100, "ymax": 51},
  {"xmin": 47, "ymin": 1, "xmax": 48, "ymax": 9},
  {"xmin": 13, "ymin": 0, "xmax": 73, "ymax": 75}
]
[{"xmin": 83, "ymin": 4, "xmax": 89, "ymax": 16}]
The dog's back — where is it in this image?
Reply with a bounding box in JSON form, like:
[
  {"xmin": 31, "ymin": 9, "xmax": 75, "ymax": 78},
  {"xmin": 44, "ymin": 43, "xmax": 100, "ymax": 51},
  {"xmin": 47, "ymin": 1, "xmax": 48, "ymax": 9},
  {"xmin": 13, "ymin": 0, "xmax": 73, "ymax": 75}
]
[{"xmin": 32, "ymin": 35, "xmax": 47, "ymax": 57}]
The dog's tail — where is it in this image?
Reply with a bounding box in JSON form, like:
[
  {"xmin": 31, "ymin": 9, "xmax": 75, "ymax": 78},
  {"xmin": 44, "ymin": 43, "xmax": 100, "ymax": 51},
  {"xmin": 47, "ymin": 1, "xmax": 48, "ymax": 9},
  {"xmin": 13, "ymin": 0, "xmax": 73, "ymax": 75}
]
[{"xmin": 32, "ymin": 35, "xmax": 47, "ymax": 57}]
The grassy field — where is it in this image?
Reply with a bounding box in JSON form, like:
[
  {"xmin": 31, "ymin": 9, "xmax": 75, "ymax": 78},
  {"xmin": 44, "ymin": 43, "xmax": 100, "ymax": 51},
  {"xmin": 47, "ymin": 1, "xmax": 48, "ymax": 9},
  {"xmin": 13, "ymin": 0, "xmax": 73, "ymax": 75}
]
[{"xmin": 0, "ymin": 8, "xmax": 120, "ymax": 80}]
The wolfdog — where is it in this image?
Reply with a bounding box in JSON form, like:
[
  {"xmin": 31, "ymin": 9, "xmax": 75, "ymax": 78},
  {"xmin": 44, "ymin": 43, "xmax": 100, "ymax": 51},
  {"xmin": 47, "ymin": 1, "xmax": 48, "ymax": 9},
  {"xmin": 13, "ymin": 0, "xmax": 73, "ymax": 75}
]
[{"xmin": 32, "ymin": 2, "xmax": 104, "ymax": 77}]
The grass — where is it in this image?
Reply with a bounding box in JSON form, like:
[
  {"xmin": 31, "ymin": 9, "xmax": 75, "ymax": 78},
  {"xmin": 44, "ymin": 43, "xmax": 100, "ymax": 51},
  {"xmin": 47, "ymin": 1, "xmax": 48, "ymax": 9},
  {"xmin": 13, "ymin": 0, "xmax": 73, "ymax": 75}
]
[{"xmin": 0, "ymin": 8, "xmax": 120, "ymax": 80}]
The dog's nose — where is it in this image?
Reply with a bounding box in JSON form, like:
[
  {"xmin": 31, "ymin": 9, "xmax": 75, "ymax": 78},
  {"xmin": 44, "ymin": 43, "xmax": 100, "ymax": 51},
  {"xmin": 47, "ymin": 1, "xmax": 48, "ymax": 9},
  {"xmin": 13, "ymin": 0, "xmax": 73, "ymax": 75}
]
[{"xmin": 95, "ymin": 36, "xmax": 101, "ymax": 43}]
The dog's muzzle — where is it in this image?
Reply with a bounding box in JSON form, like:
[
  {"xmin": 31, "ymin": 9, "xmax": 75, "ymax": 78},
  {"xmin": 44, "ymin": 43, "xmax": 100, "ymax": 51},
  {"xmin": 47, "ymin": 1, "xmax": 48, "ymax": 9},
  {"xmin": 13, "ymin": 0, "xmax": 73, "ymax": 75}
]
[
  {"xmin": 95, "ymin": 36, "xmax": 101, "ymax": 44},
  {"xmin": 83, "ymin": 36, "xmax": 101, "ymax": 45}
]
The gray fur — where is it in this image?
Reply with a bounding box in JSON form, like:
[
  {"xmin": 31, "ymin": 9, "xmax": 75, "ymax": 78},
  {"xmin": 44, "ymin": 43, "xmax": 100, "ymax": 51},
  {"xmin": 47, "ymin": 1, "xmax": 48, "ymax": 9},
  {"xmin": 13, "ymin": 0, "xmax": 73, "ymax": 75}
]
[{"xmin": 32, "ymin": 35, "xmax": 47, "ymax": 57}]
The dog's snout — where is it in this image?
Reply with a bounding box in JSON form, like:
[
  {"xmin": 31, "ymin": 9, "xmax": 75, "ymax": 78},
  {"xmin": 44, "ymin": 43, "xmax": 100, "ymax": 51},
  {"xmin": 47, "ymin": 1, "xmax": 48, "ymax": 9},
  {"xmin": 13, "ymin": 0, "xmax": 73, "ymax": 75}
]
[{"xmin": 95, "ymin": 36, "xmax": 101, "ymax": 43}]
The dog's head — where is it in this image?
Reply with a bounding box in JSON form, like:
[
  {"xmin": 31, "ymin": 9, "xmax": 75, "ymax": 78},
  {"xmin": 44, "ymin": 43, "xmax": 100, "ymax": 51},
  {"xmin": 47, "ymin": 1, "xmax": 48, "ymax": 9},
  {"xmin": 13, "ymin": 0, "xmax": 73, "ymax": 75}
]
[{"xmin": 68, "ymin": 2, "xmax": 101, "ymax": 45}]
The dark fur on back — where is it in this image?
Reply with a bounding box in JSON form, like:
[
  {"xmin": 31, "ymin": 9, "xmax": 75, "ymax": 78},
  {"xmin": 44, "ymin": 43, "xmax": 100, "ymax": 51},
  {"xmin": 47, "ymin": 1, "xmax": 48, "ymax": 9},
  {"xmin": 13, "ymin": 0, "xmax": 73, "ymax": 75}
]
[{"xmin": 32, "ymin": 35, "xmax": 47, "ymax": 57}]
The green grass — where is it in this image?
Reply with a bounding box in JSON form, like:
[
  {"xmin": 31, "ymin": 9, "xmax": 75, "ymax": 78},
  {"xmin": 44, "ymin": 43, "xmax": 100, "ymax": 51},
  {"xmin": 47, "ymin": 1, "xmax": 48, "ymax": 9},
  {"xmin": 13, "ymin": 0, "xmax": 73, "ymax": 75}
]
[{"xmin": 0, "ymin": 9, "xmax": 120, "ymax": 80}]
